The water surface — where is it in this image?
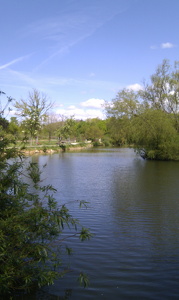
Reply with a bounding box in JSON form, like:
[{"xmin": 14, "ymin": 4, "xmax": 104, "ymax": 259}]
[{"xmin": 30, "ymin": 148, "xmax": 179, "ymax": 299}]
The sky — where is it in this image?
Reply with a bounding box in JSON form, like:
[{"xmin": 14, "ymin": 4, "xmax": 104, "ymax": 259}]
[{"xmin": 0, "ymin": 0, "xmax": 179, "ymax": 120}]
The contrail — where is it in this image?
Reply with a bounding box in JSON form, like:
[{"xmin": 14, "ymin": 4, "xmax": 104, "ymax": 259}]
[{"xmin": 0, "ymin": 54, "xmax": 31, "ymax": 70}]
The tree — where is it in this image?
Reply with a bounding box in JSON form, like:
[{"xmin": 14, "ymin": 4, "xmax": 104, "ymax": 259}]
[
  {"xmin": 0, "ymin": 116, "xmax": 9, "ymax": 130},
  {"xmin": 0, "ymin": 114, "xmax": 91, "ymax": 296},
  {"xmin": 106, "ymin": 89, "xmax": 140, "ymax": 119},
  {"xmin": 140, "ymin": 59, "xmax": 179, "ymax": 131},
  {"xmin": 105, "ymin": 89, "xmax": 140, "ymax": 145},
  {"xmin": 8, "ymin": 117, "xmax": 20, "ymax": 137},
  {"xmin": 42, "ymin": 113, "xmax": 60, "ymax": 141},
  {"xmin": 56, "ymin": 116, "xmax": 76, "ymax": 141},
  {"xmin": 106, "ymin": 117, "xmax": 128, "ymax": 146},
  {"xmin": 15, "ymin": 89, "xmax": 52, "ymax": 145},
  {"xmin": 105, "ymin": 61, "xmax": 179, "ymax": 160},
  {"xmin": 132, "ymin": 59, "xmax": 179, "ymax": 160},
  {"xmin": 74, "ymin": 120, "xmax": 89, "ymax": 141},
  {"xmin": 130, "ymin": 108, "xmax": 179, "ymax": 160}
]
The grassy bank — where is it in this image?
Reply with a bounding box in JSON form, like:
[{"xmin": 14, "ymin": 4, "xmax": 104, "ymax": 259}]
[{"xmin": 20, "ymin": 141, "xmax": 93, "ymax": 155}]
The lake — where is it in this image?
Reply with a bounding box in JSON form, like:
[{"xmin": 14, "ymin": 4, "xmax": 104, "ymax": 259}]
[{"xmin": 29, "ymin": 148, "xmax": 179, "ymax": 299}]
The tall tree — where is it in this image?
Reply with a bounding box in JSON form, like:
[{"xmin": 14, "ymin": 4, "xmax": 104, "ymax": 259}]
[
  {"xmin": 105, "ymin": 89, "xmax": 140, "ymax": 145},
  {"xmin": 106, "ymin": 89, "xmax": 140, "ymax": 119},
  {"xmin": 15, "ymin": 89, "xmax": 52, "ymax": 145},
  {"xmin": 105, "ymin": 62, "xmax": 179, "ymax": 160},
  {"xmin": 140, "ymin": 59, "xmax": 179, "ymax": 131}
]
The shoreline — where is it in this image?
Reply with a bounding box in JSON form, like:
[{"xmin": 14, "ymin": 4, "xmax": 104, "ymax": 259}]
[{"xmin": 22, "ymin": 144, "xmax": 93, "ymax": 155}]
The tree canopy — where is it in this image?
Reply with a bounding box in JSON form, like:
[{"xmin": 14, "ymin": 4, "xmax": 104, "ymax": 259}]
[
  {"xmin": 15, "ymin": 89, "xmax": 52, "ymax": 144},
  {"xmin": 105, "ymin": 59, "xmax": 179, "ymax": 160}
]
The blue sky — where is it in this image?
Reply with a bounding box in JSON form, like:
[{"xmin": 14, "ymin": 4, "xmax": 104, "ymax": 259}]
[{"xmin": 0, "ymin": 0, "xmax": 179, "ymax": 120}]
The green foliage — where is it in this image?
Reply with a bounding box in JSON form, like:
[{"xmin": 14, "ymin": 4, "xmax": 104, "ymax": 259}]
[
  {"xmin": 105, "ymin": 89, "xmax": 140, "ymax": 146},
  {"xmin": 140, "ymin": 59, "xmax": 179, "ymax": 131},
  {"xmin": 0, "ymin": 117, "xmax": 9, "ymax": 130},
  {"xmin": 55, "ymin": 117, "xmax": 107, "ymax": 144},
  {"xmin": 15, "ymin": 89, "xmax": 52, "ymax": 145},
  {"xmin": 106, "ymin": 89, "xmax": 140, "ymax": 119},
  {"xmin": 0, "ymin": 126, "xmax": 92, "ymax": 296},
  {"xmin": 106, "ymin": 117, "xmax": 128, "ymax": 146},
  {"xmin": 56, "ymin": 117, "xmax": 76, "ymax": 141},
  {"xmin": 8, "ymin": 117, "xmax": 20, "ymax": 137},
  {"xmin": 42, "ymin": 114, "xmax": 60, "ymax": 141},
  {"xmin": 74, "ymin": 118, "xmax": 107, "ymax": 142},
  {"xmin": 131, "ymin": 109, "xmax": 179, "ymax": 160},
  {"xmin": 105, "ymin": 60, "xmax": 179, "ymax": 160},
  {"xmin": 84, "ymin": 120, "xmax": 104, "ymax": 142},
  {"xmin": 42, "ymin": 146, "xmax": 47, "ymax": 153}
]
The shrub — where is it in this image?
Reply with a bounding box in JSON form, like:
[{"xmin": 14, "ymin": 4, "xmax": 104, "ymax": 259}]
[{"xmin": 0, "ymin": 127, "xmax": 91, "ymax": 297}]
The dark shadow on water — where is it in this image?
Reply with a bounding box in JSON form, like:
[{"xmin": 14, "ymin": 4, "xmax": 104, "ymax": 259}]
[{"xmin": 2, "ymin": 289, "xmax": 72, "ymax": 300}]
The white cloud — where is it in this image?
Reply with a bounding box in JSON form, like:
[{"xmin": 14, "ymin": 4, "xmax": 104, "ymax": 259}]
[
  {"xmin": 68, "ymin": 105, "xmax": 76, "ymax": 110},
  {"xmin": 80, "ymin": 98, "xmax": 105, "ymax": 109},
  {"xmin": 55, "ymin": 100, "xmax": 106, "ymax": 120},
  {"xmin": 127, "ymin": 83, "xmax": 143, "ymax": 91},
  {"xmin": 161, "ymin": 42, "xmax": 175, "ymax": 49},
  {"xmin": 150, "ymin": 42, "xmax": 175, "ymax": 50},
  {"xmin": 55, "ymin": 106, "xmax": 105, "ymax": 120}
]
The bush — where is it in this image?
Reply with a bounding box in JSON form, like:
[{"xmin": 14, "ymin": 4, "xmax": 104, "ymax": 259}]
[{"xmin": 0, "ymin": 127, "xmax": 91, "ymax": 297}]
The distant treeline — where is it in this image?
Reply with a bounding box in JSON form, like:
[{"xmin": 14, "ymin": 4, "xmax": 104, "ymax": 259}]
[{"xmin": 1, "ymin": 59, "xmax": 179, "ymax": 160}]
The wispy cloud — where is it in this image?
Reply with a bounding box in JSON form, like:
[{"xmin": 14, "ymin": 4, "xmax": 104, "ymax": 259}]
[
  {"xmin": 150, "ymin": 45, "xmax": 158, "ymax": 50},
  {"xmin": 150, "ymin": 42, "xmax": 175, "ymax": 50},
  {"xmin": 0, "ymin": 66, "xmax": 119, "ymax": 92},
  {"xmin": 0, "ymin": 54, "xmax": 31, "ymax": 70},
  {"xmin": 161, "ymin": 42, "xmax": 175, "ymax": 49},
  {"xmin": 21, "ymin": 2, "xmax": 129, "ymax": 71}
]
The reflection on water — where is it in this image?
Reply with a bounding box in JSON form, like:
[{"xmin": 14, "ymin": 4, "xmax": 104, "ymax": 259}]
[{"xmin": 26, "ymin": 148, "xmax": 179, "ymax": 299}]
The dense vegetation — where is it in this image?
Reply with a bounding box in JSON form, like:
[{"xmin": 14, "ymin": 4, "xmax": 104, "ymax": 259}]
[
  {"xmin": 0, "ymin": 59, "xmax": 178, "ymax": 154},
  {"xmin": 1, "ymin": 89, "xmax": 108, "ymax": 148},
  {"xmin": 0, "ymin": 97, "xmax": 91, "ymax": 297},
  {"xmin": 106, "ymin": 59, "xmax": 179, "ymax": 160},
  {"xmin": 2, "ymin": 59, "xmax": 179, "ymax": 160}
]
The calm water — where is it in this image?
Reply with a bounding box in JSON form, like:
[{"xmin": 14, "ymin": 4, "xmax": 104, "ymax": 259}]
[{"xmin": 29, "ymin": 148, "xmax": 179, "ymax": 299}]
